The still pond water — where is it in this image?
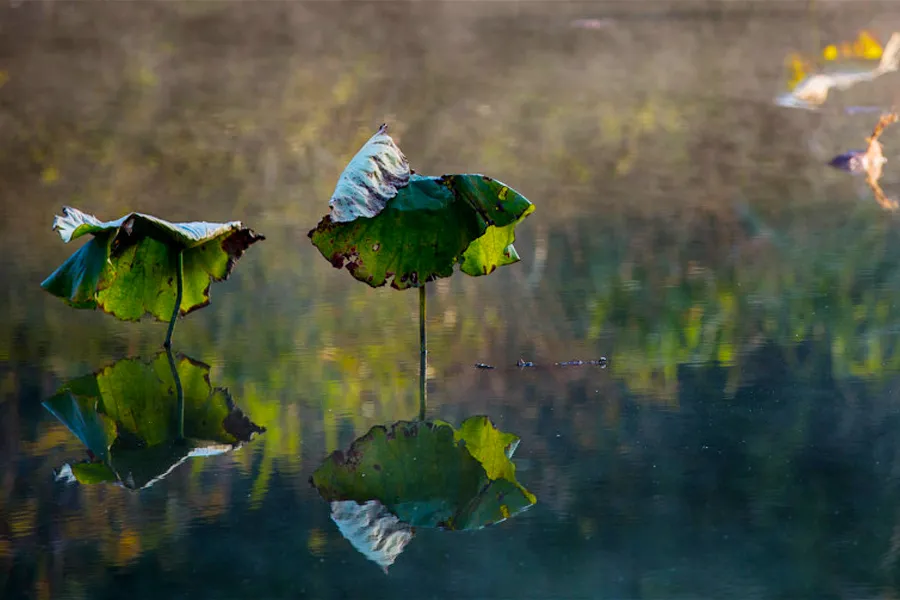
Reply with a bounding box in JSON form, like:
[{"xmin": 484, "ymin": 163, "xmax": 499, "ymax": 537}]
[{"xmin": 4, "ymin": 2, "xmax": 900, "ymax": 599}]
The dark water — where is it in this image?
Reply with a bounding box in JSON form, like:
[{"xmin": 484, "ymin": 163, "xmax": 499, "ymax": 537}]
[{"xmin": 4, "ymin": 2, "xmax": 900, "ymax": 598}]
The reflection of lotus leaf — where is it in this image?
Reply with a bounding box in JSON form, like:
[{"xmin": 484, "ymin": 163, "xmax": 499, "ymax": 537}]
[
  {"xmin": 311, "ymin": 416, "xmax": 535, "ymax": 532},
  {"xmin": 44, "ymin": 352, "xmax": 265, "ymax": 490},
  {"xmin": 330, "ymin": 500, "xmax": 414, "ymax": 573},
  {"xmin": 309, "ymin": 125, "xmax": 534, "ymax": 290}
]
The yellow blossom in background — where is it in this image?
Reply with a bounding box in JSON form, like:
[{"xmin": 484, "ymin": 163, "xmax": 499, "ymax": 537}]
[
  {"xmin": 787, "ymin": 30, "xmax": 884, "ymax": 90},
  {"xmin": 822, "ymin": 30, "xmax": 882, "ymax": 61},
  {"xmin": 786, "ymin": 53, "xmax": 812, "ymax": 90}
]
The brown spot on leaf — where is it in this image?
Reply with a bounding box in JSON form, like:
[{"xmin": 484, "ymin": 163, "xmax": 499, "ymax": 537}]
[
  {"xmin": 221, "ymin": 228, "xmax": 265, "ymax": 280},
  {"xmin": 343, "ymin": 249, "xmax": 363, "ymax": 274},
  {"xmin": 181, "ymin": 293, "xmax": 211, "ymax": 317}
]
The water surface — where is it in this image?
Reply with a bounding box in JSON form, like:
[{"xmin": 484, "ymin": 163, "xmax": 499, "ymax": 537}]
[{"xmin": 4, "ymin": 2, "xmax": 900, "ymax": 598}]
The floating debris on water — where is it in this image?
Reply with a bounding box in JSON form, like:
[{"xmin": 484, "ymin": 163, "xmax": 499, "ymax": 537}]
[
  {"xmin": 556, "ymin": 358, "xmax": 608, "ymax": 367},
  {"xmin": 474, "ymin": 357, "xmax": 608, "ymax": 370},
  {"xmin": 775, "ymin": 32, "xmax": 900, "ymax": 110},
  {"xmin": 828, "ymin": 111, "xmax": 899, "ymax": 210}
]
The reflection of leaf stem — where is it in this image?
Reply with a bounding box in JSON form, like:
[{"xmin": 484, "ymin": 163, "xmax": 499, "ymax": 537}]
[
  {"xmin": 419, "ymin": 284, "xmax": 427, "ymax": 421},
  {"xmin": 164, "ymin": 250, "xmax": 184, "ymax": 349},
  {"xmin": 164, "ymin": 345, "xmax": 185, "ymax": 442}
]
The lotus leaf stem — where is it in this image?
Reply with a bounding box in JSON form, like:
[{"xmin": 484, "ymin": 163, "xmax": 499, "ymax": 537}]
[
  {"xmin": 164, "ymin": 250, "xmax": 184, "ymax": 349},
  {"xmin": 419, "ymin": 284, "xmax": 427, "ymax": 421}
]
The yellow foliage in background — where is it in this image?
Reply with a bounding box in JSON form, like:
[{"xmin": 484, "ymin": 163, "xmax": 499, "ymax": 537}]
[
  {"xmin": 823, "ymin": 30, "xmax": 883, "ymax": 61},
  {"xmin": 787, "ymin": 29, "xmax": 884, "ymax": 90}
]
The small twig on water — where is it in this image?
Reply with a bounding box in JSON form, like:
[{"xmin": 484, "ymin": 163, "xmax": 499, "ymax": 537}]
[
  {"xmin": 474, "ymin": 357, "xmax": 608, "ymax": 370},
  {"xmin": 828, "ymin": 110, "xmax": 900, "ymax": 210}
]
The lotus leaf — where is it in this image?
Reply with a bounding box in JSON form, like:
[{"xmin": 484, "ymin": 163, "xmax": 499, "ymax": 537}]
[
  {"xmin": 309, "ymin": 125, "xmax": 534, "ymax": 290},
  {"xmin": 42, "ymin": 206, "xmax": 264, "ymax": 321}
]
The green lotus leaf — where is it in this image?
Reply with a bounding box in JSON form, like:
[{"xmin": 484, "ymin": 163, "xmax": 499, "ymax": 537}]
[
  {"xmin": 310, "ymin": 416, "xmax": 535, "ymax": 531},
  {"xmin": 309, "ymin": 125, "xmax": 534, "ymax": 290},
  {"xmin": 44, "ymin": 352, "xmax": 265, "ymax": 490},
  {"xmin": 41, "ymin": 206, "xmax": 264, "ymax": 321}
]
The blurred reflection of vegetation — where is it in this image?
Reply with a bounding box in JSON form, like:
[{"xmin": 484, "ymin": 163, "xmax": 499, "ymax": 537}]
[
  {"xmin": 3, "ymin": 2, "xmax": 900, "ymax": 597},
  {"xmin": 571, "ymin": 204, "xmax": 900, "ymax": 402}
]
